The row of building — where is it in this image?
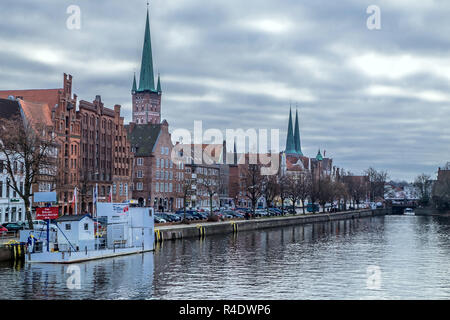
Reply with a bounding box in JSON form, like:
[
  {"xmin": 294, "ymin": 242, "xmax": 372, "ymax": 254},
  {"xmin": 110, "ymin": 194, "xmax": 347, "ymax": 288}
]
[{"xmin": 0, "ymin": 8, "xmax": 333, "ymax": 223}]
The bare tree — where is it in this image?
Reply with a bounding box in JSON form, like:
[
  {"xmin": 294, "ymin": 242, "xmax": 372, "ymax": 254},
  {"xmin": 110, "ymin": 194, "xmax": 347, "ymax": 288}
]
[
  {"xmin": 199, "ymin": 173, "xmax": 220, "ymax": 221},
  {"xmin": 241, "ymin": 164, "xmax": 264, "ymax": 218},
  {"xmin": 318, "ymin": 175, "xmax": 333, "ymax": 213},
  {"xmin": 414, "ymin": 173, "xmax": 432, "ymax": 206},
  {"xmin": 297, "ymin": 172, "xmax": 311, "ymax": 214},
  {"xmin": 181, "ymin": 175, "xmax": 193, "ymax": 223},
  {"xmin": 262, "ymin": 174, "xmax": 279, "ymax": 214},
  {"xmin": 365, "ymin": 167, "xmax": 388, "ymax": 202},
  {"xmin": 0, "ymin": 115, "xmax": 57, "ymax": 229},
  {"xmin": 344, "ymin": 174, "xmax": 368, "ymax": 209},
  {"xmin": 278, "ymin": 175, "xmax": 289, "ymax": 215}
]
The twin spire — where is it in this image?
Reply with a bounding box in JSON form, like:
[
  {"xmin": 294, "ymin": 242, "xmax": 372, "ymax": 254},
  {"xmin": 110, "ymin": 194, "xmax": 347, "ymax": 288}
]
[
  {"xmin": 132, "ymin": 7, "xmax": 161, "ymax": 94},
  {"xmin": 285, "ymin": 107, "xmax": 303, "ymax": 156}
]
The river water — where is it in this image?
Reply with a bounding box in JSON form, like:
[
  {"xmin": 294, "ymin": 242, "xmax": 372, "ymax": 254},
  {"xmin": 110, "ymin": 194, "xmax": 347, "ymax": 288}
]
[{"xmin": 1, "ymin": 215, "xmax": 449, "ymax": 300}]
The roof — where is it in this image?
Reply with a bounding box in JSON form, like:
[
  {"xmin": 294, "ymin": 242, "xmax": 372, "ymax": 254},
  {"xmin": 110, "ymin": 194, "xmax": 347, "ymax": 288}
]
[
  {"xmin": 127, "ymin": 123, "xmax": 161, "ymax": 156},
  {"xmin": 0, "ymin": 89, "xmax": 61, "ymax": 109},
  {"xmin": 56, "ymin": 214, "xmax": 93, "ymax": 222},
  {"xmin": 19, "ymin": 99, "xmax": 53, "ymax": 127},
  {"xmin": 0, "ymin": 98, "xmax": 21, "ymax": 120},
  {"xmin": 285, "ymin": 108, "xmax": 296, "ymax": 154}
]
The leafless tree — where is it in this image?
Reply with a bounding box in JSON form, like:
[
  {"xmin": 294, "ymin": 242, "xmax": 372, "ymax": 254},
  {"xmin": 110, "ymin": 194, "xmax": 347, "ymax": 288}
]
[
  {"xmin": 241, "ymin": 164, "xmax": 264, "ymax": 217},
  {"xmin": 278, "ymin": 175, "xmax": 289, "ymax": 215},
  {"xmin": 199, "ymin": 173, "xmax": 221, "ymax": 221},
  {"xmin": 262, "ymin": 174, "xmax": 279, "ymax": 214},
  {"xmin": 0, "ymin": 115, "xmax": 57, "ymax": 229},
  {"xmin": 414, "ymin": 173, "xmax": 432, "ymax": 206},
  {"xmin": 365, "ymin": 167, "xmax": 388, "ymax": 202}
]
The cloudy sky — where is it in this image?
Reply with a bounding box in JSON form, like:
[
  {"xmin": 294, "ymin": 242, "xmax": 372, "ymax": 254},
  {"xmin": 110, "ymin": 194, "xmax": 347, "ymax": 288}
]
[{"xmin": 0, "ymin": 0, "xmax": 449, "ymax": 181}]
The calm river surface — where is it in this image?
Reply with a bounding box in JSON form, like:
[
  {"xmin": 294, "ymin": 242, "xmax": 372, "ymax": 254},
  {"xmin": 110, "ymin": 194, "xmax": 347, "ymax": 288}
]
[{"xmin": 1, "ymin": 215, "xmax": 449, "ymax": 299}]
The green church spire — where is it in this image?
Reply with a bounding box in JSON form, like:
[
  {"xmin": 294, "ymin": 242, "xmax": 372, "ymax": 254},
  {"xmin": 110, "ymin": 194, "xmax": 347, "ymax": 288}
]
[
  {"xmin": 138, "ymin": 8, "xmax": 156, "ymax": 92},
  {"xmin": 132, "ymin": 73, "xmax": 137, "ymax": 93},
  {"xmin": 294, "ymin": 108, "xmax": 303, "ymax": 156},
  {"xmin": 316, "ymin": 149, "xmax": 323, "ymax": 161},
  {"xmin": 156, "ymin": 73, "xmax": 161, "ymax": 93},
  {"xmin": 285, "ymin": 107, "xmax": 296, "ymax": 154}
]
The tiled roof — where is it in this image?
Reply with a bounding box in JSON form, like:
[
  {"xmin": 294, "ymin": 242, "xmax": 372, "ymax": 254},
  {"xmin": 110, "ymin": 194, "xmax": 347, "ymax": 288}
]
[
  {"xmin": 57, "ymin": 213, "xmax": 93, "ymax": 222},
  {"xmin": 19, "ymin": 100, "xmax": 53, "ymax": 127},
  {"xmin": 0, "ymin": 89, "xmax": 61, "ymax": 109},
  {"xmin": 127, "ymin": 123, "xmax": 161, "ymax": 157}
]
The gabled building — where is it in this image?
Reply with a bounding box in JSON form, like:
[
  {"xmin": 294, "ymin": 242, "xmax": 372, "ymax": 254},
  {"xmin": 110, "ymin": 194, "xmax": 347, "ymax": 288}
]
[
  {"xmin": 0, "ymin": 74, "xmax": 80, "ymax": 215},
  {"xmin": 127, "ymin": 121, "xmax": 183, "ymax": 211}
]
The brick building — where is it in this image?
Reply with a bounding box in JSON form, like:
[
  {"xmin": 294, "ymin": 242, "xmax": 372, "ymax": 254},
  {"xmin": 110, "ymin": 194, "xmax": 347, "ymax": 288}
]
[
  {"xmin": 0, "ymin": 74, "xmax": 81, "ymax": 215},
  {"xmin": 77, "ymin": 96, "xmax": 132, "ymax": 213},
  {"xmin": 127, "ymin": 121, "xmax": 183, "ymax": 211}
]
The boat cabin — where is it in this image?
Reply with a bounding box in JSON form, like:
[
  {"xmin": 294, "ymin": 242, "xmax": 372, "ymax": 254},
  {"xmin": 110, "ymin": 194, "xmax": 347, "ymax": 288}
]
[{"xmin": 56, "ymin": 214, "xmax": 95, "ymax": 252}]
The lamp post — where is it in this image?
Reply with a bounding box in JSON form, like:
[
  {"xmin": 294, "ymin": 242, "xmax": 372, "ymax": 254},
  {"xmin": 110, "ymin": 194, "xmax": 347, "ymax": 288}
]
[{"xmin": 6, "ymin": 177, "xmax": 10, "ymax": 223}]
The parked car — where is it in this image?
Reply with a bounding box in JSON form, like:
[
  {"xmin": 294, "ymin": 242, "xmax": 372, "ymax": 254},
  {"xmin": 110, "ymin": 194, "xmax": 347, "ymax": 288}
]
[
  {"xmin": 154, "ymin": 215, "xmax": 167, "ymax": 224},
  {"xmin": 0, "ymin": 226, "xmax": 8, "ymax": 235},
  {"xmin": 32, "ymin": 220, "xmax": 58, "ymax": 232},
  {"xmin": 2, "ymin": 223, "xmax": 25, "ymax": 232}
]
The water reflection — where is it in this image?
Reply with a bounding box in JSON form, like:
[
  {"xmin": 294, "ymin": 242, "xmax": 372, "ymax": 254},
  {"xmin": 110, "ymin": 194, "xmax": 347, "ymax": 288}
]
[{"xmin": 1, "ymin": 216, "xmax": 449, "ymax": 299}]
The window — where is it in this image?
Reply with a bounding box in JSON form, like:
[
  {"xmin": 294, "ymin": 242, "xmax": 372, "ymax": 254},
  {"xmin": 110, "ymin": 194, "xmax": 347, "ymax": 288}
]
[
  {"xmin": 156, "ymin": 171, "xmax": 160, "ymax": 179},
  {"xmin": 137, "ymin": 170, "xmax": 143, "ymax": 178},
  {"xmin": 169, "ymin": 183, "xmax": 172, "ymax": 192},
  {"xmin": 136, "ymin": 182, "xmax": 143, "ymax": 191},
  {"xmin": 65, "ymin": 224, "xmax": 71, "ymax": 231},
  {"xmin": 137, "ymin": 158, "xmax": 143, "ymax": 166},
  {"xmin": 156, "ymin": 158, "xmax": 160, "ymax": 168},
  {"xmin": 160, "ymin": 182, "xmax": 164, "ymax": 193},
  {"xmin": 119, "ymin": 183, "xmax": 123, "ymax": 196},
  {"xmin": 84, "ymin": 223, "xmax": 89, "ymax": 231},
  {"xmin": 155, "ymin": 183, "xmax": 159, "ymax": 192},
  {"xmin": 113, "ymin": 183, "xmax": 117, "ymax": 195}
]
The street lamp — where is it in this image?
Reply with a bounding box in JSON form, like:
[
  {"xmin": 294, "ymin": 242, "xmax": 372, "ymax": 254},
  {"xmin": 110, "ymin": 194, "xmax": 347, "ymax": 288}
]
[{"xmin": 6, "ymin": 177, "xmax": 10, "ymax": 222}]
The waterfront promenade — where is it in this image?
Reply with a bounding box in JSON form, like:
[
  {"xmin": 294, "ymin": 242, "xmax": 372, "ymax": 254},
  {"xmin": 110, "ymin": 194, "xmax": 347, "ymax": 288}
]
[{"xmin": 155, "ymin": 208, "xmax": 387, "ymax": 242}]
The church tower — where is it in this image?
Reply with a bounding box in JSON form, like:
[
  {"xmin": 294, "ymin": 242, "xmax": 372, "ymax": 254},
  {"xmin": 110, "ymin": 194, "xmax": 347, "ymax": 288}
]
[{"xmin": 132, "ymin": 6, "xmax": 162, "ymax": 124}]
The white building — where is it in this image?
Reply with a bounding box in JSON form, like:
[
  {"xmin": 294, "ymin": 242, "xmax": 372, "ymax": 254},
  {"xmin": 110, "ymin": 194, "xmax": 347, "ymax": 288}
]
[
  {"xmin": 56, "ymin": 214, "xmax": 95, "ymax": 252},
  {"xmin": 0, "ymin": 156, "xmax": 27, "ymax": 224}
]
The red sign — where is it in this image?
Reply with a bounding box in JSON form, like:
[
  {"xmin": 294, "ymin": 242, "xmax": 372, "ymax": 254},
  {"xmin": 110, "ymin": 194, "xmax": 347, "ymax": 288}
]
[{"xmin": 36, "ymin": 207, "xmax": 59, "ymax": 220}]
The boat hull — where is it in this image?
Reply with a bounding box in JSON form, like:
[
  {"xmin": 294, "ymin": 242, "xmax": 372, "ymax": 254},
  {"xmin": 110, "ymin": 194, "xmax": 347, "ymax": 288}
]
[{"xmin": 26, "ymin": 246, "xmax": 154, "ymax": 264}]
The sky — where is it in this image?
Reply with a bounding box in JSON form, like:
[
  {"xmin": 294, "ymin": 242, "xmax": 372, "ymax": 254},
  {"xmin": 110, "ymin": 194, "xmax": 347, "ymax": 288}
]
[{"xmin": 0, "ymin": 0, "xmax": 449, "ymax": 182}]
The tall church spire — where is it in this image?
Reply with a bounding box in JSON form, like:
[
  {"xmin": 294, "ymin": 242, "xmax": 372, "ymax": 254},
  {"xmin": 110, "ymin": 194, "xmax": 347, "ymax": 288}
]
[
  {"xmin": 285, "ymin": 107, "xmax": 296, "ymax": 154},
  {"xmin": 138, "ymin": 7, "xmax": 155, "ymax": 92},
  {"xmin": 156, "ymin": 73, "xmax": 161, "ymax": 93},
  {"xmin": 132, "ymin": 73, "xmax": 137, "ymax": 93},
  {"xmin": 294, "ymin": 108, "xmax": 303, "ymax": 156}
]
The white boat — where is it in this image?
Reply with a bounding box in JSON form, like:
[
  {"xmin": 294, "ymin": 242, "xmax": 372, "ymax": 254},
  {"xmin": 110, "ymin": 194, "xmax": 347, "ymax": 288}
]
[
  {"xmin": 23, "ymin": 203, "xmax": 155, "ymax": 264},
  {"xmin": 404, "ymin": 208, "xmax": 415, "ymax": 216}
]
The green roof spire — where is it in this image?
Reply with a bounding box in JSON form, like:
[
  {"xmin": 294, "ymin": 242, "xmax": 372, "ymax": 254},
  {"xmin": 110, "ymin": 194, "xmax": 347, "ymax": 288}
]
[
  {"xmin": 156, "ymin": 73, "xmax": 161, "ymax": 93},
  {"xmin": 132, "ymin": 73, "xmax": 137, "ymax": 93},
  {"xmin": 138, "ymin": 7, "xmax": 156, "ymax": 92},
  {"xmin": 285, "ymin": 107, "xmax": 296, "ymax": 154},
  {"xmin": 316, "ymin": 149, "xmax": 323, "ymax": 161},
  {"xmin": 294, "ymin": 108, "xmax": 303, "ymax": 156}
]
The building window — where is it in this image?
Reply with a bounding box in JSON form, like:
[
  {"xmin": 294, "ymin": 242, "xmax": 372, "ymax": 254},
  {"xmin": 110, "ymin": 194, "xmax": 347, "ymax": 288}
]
[
  {"xmin": 155, "ymin": 183, "xmax": 159, "ymax": 192},
  {"xmin": 65, "ymin": 224, "xmax": 71, "ymax": 231},
  {"xmin": 137, "ymin": 182, "xmax": 143, "ymax": 191},
  {"xmin": 113, "ymin": 183, "xmax": 117, "ymax": 195},
  {"xmin": 137, "ymin": 158, "xmax": 143, "ymax": 166},
  {"xmin": 84, "ymin": 223, "xmax": 89, "ymax": 231},
  {"xmin": 119, "ymin": 183, "xmax": 123, "ymax": 196},
  {"xmin": 160, "ymin": 182, "xmax": 164, "ymax": 193},
  {"xmin": 169, "ymin": 183, "xmax": 172, "ymax": 192},
  {"xmin": 156, "ymin": 158, "xmax": 160, "ymax": 168},
  {"xmin": 137, "ymin": 170, "xmax": 143, "ymax": 178}
]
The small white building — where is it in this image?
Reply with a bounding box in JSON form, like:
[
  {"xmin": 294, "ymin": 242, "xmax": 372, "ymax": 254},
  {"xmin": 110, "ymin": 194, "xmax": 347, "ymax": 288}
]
[
  {"xmin": 56, "ymin": 214, "xmax": 95, "ymax": 252},
  {"xmin": 0, "ymin": 157, "xmax": 26, "ymax": 224}
]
